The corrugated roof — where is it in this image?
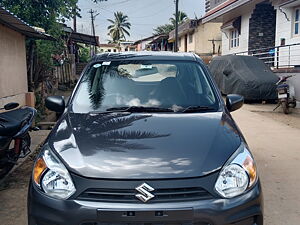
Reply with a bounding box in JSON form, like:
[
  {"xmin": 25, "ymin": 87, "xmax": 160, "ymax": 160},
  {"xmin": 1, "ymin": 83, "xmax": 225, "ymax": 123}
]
[
  {"xmin": 0, "ymin": 7, "xmax": 54, "ymax": 40},
  {"xmin": 169, "ymin": 19, "xmax": 198, "ymax": 40},
  {"xmin": 133, "ymin": 35, "xmax": 157, "ymax": 45},
  {"xmin": 69, "ymin": 32, "xmax": 100, "ymax": 46},
  {"xmin": 148, "ymin": 34, "xmax": 169, "ymax": 44},
  {"xmin": 61, "ymin": 23, "xmax": 100, "ymax": 46}
]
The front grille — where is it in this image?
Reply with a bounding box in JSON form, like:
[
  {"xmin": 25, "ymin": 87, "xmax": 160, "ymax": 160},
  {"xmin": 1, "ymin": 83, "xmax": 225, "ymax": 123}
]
[{"xmin": 77, "ymin": 187, "xmax": 212, "ymax": 203}]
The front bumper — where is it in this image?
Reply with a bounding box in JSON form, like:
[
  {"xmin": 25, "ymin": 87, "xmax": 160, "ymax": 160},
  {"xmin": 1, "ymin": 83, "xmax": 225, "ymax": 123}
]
[{"xmin": 28, "ymin": 176, "xmax": 263, "ymax": 225}]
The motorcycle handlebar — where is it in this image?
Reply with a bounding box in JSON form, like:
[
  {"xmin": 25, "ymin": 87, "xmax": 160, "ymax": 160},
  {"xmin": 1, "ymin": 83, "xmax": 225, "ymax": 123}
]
[{"xmin": 276, "ymin": 75, "xmax": 295, "ymax": 85}]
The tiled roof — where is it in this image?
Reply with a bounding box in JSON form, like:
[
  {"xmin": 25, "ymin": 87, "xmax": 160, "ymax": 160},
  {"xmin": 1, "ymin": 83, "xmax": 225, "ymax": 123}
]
[{"xmin": 0, "ymin": 6, "xmax": 53, "ymax": 40}]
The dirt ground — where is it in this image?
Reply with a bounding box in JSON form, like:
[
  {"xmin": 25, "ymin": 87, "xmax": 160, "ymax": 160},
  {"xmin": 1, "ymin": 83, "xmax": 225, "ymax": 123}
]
[
  {"xmin": 0, "ymin": 104, "xmax": 299, "ymax": 225},
  {"xmin": 0, "ymin": 130, "xmax": 50, "ymax": 225},
  {"xmin": 232, "ymin": 104, "xmax": 300, "ymax": 225}
]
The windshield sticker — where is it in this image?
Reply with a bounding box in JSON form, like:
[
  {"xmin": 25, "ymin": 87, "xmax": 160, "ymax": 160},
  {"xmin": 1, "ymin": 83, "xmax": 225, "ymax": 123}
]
[
  {"xmin": 93, "ymin": 64, "xmax": 102, "ymax": 68},
  {"xmin": 141, "ymin": 64, "xmax": 153, "ymax": 69},
  {"xmin": 102, "ymin": 61, "xmax": 111, "ymax": 66}
]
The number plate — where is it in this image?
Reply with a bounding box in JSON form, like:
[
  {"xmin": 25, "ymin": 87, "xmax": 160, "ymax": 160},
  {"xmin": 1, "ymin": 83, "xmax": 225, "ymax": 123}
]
[{"xmin": 278, "ymin": 94, "xmax": 288, "ymax": 99}]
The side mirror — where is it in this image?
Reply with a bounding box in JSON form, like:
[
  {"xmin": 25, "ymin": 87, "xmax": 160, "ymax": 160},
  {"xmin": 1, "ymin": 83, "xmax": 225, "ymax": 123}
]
[
  {"xmin": 45, "ymin": 96, "xmax": 65, "ymax": 113},
  {"xmin": 226, "ymin": 94, "xmax": 244, "ymax": 112},
  {"xmin": 4, "ymin": 102, "xmax": 19, "ymax": 110}
]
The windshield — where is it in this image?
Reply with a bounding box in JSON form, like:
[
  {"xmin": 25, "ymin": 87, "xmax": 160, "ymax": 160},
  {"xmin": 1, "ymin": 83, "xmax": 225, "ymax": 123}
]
[{"xmin": 72, "ymin": 60, "xmax": 218, "ymax": 113}]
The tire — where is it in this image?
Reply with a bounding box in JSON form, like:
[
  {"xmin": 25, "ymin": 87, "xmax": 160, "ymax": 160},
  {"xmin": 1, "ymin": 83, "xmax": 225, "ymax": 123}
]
[
  {"xmin": 282, "ymin": 101, "xmax": 289, "ymax": 114},
  {"xmin": 21, "ymin": 133, "xmax": 31, "ymax": 155},
  {"xmin": 0, "ymin": 133, "xmax": 30, "ymax": 179},
  {"xmin": 0, "ymin": 142, "xmax": 20, "ymax": 179},
  {"xmin": 289, "ymin": 100, "xmax": 297, "ymax": 109}
]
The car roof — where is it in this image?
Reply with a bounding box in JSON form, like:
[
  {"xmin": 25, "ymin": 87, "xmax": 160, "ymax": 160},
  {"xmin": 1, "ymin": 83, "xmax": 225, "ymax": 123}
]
[{"xmin": 92, "ymin": 51, "xmax": 200, "ymax": 62}]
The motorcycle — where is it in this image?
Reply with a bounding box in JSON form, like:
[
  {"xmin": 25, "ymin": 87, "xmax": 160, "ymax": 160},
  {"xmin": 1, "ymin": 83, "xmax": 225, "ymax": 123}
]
[
  {"xmin": 0, "ymin": 103, "xmax": 37, "ymax": 178},
  {"xmin": 274, "ymin": 75, "xmax": 297, "ymax": 114}
]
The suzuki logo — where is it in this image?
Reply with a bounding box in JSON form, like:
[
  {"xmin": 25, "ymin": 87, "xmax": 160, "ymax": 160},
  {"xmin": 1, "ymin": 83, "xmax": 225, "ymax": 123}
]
[{"xmin": 135, "ymin": 183, "xmax": 155, "ymax": 203}]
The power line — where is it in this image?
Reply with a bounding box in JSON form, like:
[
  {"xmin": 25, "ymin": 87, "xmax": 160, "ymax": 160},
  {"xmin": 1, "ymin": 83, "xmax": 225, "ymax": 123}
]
[{"xmin": 130, "ymin": 5, "xmax": 172, "ymax": 19}]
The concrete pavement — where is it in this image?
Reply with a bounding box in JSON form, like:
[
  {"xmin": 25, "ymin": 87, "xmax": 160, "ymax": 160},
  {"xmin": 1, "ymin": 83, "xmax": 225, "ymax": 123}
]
[
  {"xmin": 0, "ymin": 130, "xmax": 50, "ymax": 225},
  {"xmin": 232, "ymin": 108, "xmax": 300, "ymax": 225}
]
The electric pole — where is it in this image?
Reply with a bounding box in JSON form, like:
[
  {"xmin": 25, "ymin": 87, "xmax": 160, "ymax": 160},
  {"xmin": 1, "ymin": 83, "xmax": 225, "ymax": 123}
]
[
  {"xmin": 88, "ymin": 9, "xmax": 100, "ymax": 55},
  {"xmin": 73, "ymin": 6, "xmax": 77, "ymax": 32},
  {"xmin": 174, "ymin": 0, "xmax": 179, "ymax": 52}
]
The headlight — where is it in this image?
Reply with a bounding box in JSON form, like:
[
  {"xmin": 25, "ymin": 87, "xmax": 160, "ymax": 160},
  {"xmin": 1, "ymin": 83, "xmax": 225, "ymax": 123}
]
[
  {"xmin": 33, "ymin": 144, "xmax": 76, "ymax": 200},
  {"xmin": 215, "ymin": 143, "xmax": 258, "ymax": 198}
]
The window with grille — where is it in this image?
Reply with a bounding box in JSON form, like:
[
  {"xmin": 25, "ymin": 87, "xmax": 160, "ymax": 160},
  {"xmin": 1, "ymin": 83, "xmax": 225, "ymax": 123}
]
[
  {"xmin": 294, "ymin": 8, "xmax": 299, "ymax": 36},
  {"xmin": 230, "ymin": 29, "xmax": 240, "ymax": 48},
  {"xmin": 189, "ymin": 33, "xmax": 193, "ymax": 43}
]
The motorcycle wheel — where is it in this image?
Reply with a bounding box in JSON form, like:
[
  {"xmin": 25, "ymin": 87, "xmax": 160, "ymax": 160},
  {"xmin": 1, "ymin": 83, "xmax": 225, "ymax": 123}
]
[
  {"xmin": 21, "ymin": 133, "xmax": 31, "ymax": 156},
  {"xmin": 289, "ymin": 100, "xmax": 297, "ymax": 109},
  {"xmin": 0, "ymin": 146, "xmax": 19, "ymax": 179},
  {"xmin": 282, "ymin": 101, "xmax": 289, "ymax": 114},
  {"xmin": 0, "ymin": 133, "xmax": 31, "ymax": 179}
]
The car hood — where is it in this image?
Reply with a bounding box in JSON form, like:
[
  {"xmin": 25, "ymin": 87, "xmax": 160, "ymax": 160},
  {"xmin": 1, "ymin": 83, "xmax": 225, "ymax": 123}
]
[{"xmin": 48, "ymin": 111, "xmax": 241, "ymax": 179}]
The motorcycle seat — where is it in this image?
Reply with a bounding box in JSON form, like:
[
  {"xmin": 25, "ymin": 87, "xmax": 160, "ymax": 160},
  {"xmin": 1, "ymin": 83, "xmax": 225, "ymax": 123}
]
[
  {"xmin": 277, "ymin": 84, "xmax": 289, "ymax": 89},
  {"xmin": 0, "ymin": 108, "xmax": 33, "ymax": 137}
]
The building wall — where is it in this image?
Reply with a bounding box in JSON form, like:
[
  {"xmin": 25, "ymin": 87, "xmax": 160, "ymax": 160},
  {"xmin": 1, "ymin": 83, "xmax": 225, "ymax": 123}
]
[
  {"xmin": 273, "ymin": 2, "xmax": 300, "ymax": 67},
  {"xmin": 177, "ymin": 22, "xmax": 222, "ymax": 55},
  {"xmin": 0, "ymin": 24, "xmax": 27, "ymax": 106},
  {"xmin": 222, "ymin": 11, "xmax": 251, "ymax": 55},
  {"xmin": 187, "ymin": 33, "xmax": 194, "ymax": 52},
  {"xmin": 141, "ymin": 40, "xmax": 152, "ymax": 51},
  {"xmin": 273, "ymin": 1, "xmax": 300, "ymax": 103},
  {"xmin": 178, "ymin": 36, "xmax": 185, "ymax": 52},
  {"xmin": 194, "ymin": 22, "xmax": 222, "ymax": 55},
  {"xmin": 99, "ymin": 46, "xmax": 119, "ymax": 53},
  {"xmin": 248, "ymin": 2, "xmax": 276, "ymax": 50}
]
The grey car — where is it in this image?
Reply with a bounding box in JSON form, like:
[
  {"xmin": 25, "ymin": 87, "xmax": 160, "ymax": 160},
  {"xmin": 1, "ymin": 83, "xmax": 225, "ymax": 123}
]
[{"xmin": 28, "ymin": 52, "xmax": 263, "ymax": 225}]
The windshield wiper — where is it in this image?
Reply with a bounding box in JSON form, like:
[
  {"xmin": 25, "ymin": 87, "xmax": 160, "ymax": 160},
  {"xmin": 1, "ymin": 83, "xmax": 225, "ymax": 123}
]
[
  {"xmin": 180, "ymin": 106, "xmax": 216, "ymax": 113},
  {"xmin": 90, "ymin": 106, "xmax": 174, "ymax": 114},
  {"xmin": 108, "ymin": 106, "xmax": 174, "ymax": 113}
]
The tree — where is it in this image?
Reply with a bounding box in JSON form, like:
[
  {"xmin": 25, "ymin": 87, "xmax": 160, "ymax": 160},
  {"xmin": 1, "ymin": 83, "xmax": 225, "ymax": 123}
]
[
  {"xmin": 0, "ymin": 0, "xmax": 79, "ymax": 31},
  {"xmin": 153, "ymin": 24, "xmax": 174, "ymax": 35},
  {"xmin": 107, "ymin": 11, "xmax": 131, "ymax": 43},
  {"xmin": 170, "ymin": 11, "xmax": 188, "ymax": 27},
  {"xmin": 153, "ymin": 11, "xmax": 188, "ymax": 35}
]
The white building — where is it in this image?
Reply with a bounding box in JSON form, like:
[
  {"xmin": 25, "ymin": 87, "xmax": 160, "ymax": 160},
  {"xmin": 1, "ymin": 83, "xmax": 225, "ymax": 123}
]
[
  {"xmin": 203, "ymin": 0, "xmax": 300, "ymax": 104},
  {"xmin": 134, "ymin": 35, "xmax": 157, "ymax": 51},
  {"xmin": 119, "ymin": 41, "xmax": 136, "ymax": 52},
  {"xmin": 273, "ymin": 0, "xmax": 300, "ymax": 67}
]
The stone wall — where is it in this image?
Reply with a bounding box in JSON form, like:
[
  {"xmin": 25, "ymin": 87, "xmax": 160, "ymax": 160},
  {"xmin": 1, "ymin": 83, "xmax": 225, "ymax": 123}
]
[{"xmin": 248, "ymin": 2, "xmax": 276, "ymax": 50}]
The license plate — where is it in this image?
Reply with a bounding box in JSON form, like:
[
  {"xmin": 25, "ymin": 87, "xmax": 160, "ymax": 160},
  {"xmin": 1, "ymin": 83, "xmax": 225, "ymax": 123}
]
[{"xmin": 278, "ymin": 94, "xmax": 288, "ymax": 99}]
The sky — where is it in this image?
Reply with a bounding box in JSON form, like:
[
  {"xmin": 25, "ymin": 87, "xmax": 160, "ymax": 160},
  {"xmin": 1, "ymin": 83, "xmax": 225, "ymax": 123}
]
[{"xmin": 69, "ymin": 0, "xmax": 205, "ymax": 43}]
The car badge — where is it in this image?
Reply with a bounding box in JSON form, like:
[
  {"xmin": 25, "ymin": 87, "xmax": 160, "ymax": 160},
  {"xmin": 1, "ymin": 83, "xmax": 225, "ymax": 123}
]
[{"xmin": 135, "ymin": 183, "xmax": 155, "ymax": 203}]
